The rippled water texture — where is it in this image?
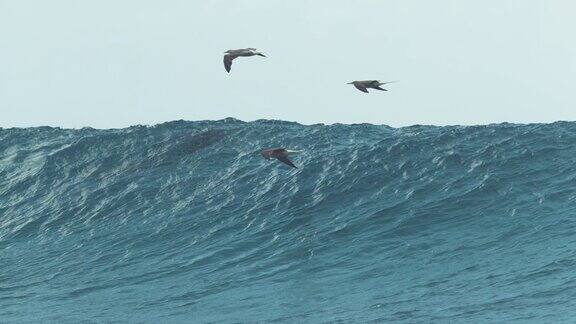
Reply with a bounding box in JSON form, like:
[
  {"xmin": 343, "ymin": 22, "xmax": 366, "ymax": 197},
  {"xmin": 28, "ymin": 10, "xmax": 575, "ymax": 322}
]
[{"xmin": 2, "ymin": 119, "xmax": 576, "ymax": 322}]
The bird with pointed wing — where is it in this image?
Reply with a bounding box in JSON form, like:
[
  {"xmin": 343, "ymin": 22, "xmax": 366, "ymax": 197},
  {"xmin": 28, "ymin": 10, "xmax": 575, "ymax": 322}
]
[
  {"xmin": 347, "ymin": 80, "xmax": 398, "ymax": 93},
  {"xmin": 261, "ymin": 148, "xmax": 300, "ymax": 168},
  {"xmin": 223, "ymin": 48, "xmax": 266, "ymax": 73}
]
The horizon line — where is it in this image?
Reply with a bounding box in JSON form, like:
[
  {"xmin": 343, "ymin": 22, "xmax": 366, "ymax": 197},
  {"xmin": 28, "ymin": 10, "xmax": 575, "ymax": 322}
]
[{"xmin": 1, "ymin": 117, "xmax": 575, "ymax": 131}]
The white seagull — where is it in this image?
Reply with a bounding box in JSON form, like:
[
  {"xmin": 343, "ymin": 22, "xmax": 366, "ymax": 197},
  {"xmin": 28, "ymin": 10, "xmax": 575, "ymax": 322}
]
[
  {"xmin": 223, "ymin": 48, "xmax": 266, "ymax": 73},
  {"xmin": 347, "ymin": 80, "xmax": 398, "ymax": 93}
]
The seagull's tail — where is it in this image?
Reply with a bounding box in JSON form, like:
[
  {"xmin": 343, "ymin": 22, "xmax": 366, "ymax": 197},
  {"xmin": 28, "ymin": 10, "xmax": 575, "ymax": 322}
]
[
  {"xmin": 286, "ymin": 150, "xmax": 303, "ymax": 154},
  {"xmin": 379, "ymin": 80, "xmax": 399, "ymax": 85}
]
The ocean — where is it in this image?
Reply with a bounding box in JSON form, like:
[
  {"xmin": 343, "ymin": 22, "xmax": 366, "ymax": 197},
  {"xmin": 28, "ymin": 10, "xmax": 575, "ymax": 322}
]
[{"xmin": 2, "ymin": 119, "xmax": 576, "ymax": 323}]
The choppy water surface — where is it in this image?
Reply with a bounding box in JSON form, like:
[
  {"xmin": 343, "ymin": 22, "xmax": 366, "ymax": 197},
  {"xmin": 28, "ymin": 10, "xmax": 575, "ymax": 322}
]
[{"xmin": 2, "ymin": 119, "xmax": 576, "ymax": 323}]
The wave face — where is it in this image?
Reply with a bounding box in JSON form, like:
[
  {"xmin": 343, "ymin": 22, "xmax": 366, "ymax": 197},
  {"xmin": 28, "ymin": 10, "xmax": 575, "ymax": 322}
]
[{"xmin": 2, "ymin": 119, "xmax": 576, "ymax": 323}]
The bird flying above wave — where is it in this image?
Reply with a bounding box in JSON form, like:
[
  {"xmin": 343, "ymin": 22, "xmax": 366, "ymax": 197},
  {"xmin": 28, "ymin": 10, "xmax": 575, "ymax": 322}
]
[
  {"xmin": 261, "ymin": 148, "xmax": 299, "ymax": 168},
  {"xmin": 347, "ymin": 80, "xmax": 398, "ymax": 93},
  {"xmin": 223, "ymin": 48, "xmax": 266, "ymax": 73}
]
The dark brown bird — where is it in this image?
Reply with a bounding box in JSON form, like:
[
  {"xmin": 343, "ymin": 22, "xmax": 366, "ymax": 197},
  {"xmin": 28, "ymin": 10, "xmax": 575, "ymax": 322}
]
[
  {"xmin": 261, "ymin": 148, "xmax": 300, "ymax": 168},
  {"xmin": 347, "ymin": 80, "xmax": 398, "ymax": 93}
]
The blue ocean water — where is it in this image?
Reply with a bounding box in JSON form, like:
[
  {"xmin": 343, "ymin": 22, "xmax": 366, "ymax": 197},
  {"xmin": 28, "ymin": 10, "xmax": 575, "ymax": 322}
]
[{"xmin": 2, "ymin": 119, "xmax": 576, "ymax": 323}]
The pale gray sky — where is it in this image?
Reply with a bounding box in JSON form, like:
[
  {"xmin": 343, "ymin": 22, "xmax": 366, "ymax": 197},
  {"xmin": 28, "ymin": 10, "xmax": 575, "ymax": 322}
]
[{"xmin": 1, "ymin": 0, "xmax": 575, "ymax": 128}]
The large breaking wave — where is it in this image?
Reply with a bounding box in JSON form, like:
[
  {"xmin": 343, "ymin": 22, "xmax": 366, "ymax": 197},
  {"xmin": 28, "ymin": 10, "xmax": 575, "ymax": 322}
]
[{"xmin": 2, "ymin": 119, "xmax": 576, "ymax": 322}]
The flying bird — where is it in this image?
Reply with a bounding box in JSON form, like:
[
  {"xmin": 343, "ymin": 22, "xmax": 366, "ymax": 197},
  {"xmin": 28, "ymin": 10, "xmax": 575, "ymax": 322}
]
[
  {"xmin": 223, "ymin": 48, "xmax": 266, "ymax": 73},
  {"xmin": 261, "ymin": 148, "xmax": 300, "ymax": 168},
  {"xmin": 347, "ymin": 80, "xmax": 398, "ymax": 93}
]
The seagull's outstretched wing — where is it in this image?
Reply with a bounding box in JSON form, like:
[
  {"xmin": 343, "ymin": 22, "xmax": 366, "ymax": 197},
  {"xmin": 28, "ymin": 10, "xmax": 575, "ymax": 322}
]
[
  {"xmin": 224, "ymin": 54, "xmax": 234, "ymax": 72},
  {"xmin": 277, "ymin": 156, "xmax": 297, "ymax": 168},
  {"xmin": 353, "ymin": 83, "xmax": 369, "ymax": 93}
]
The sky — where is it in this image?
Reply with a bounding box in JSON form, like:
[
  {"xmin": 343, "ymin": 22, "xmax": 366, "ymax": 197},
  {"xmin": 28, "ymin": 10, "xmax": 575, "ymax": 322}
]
[{"xmin": 1, "ymin": 0, "xmax": 575, "ymax": 128}]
